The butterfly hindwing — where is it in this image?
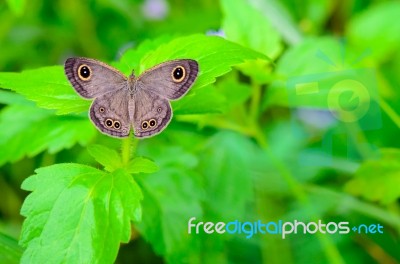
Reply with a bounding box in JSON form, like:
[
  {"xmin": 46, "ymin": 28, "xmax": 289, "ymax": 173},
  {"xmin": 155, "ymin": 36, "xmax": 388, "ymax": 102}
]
[
  {"xmin": 89, "ymin": 88, "xmax": 131, "ymax": 138},
  {"xmin": 132, "ymin": 89, "xmax": 172, "ymax": 138}
]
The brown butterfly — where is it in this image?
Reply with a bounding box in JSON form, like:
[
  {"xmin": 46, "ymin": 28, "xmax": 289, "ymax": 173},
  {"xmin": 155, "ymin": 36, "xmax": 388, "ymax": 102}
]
[{"xmin": 64, "ymin": 57, "xmax": 199, "ymax": 138}]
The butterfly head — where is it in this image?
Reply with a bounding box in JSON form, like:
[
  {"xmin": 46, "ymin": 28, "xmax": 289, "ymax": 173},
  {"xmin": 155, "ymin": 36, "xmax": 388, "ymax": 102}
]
[{"xmin": 128, "ymin": 70, "xmax": 136, "ymax": 80}]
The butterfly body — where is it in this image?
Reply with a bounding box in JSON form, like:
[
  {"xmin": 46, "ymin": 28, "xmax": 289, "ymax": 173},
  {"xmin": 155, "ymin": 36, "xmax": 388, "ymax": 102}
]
[{"xmin": 64, "ymin": 57, "xmax": 199, "ymax": 138}]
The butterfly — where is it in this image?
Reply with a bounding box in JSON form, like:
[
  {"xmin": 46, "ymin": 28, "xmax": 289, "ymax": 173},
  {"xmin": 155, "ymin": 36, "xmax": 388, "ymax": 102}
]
[{"xmin": 64, "ymin": 57, "xmax": 199, "ymax": 138}]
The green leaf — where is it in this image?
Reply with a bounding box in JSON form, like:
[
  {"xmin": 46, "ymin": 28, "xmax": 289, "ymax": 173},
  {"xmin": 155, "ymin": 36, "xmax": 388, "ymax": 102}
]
[
  {"xmin": 347, "ymin": 1, "xmax": 400, "ymax": 62},
  {"xmin": 136, "ymin": 146, "xmax": 202, "ymax": 262},
  {"xmin": 125, "ymin": 156, "xmax": 159, "ymax": 174},
  {"xmin": 217, "ymin": 77, "xmax": 252, "ymax": 109},
  {"xmin": 5, "ymin": 0, "xmax": 26, "ymax": 16},
  {"xmin": 173, "ymin": 84, "xmax": 227, "ymax": 115},
  {"xmin": 114, "ymin": 35, "xmax": 176, "ymax": 74},
  {"xmin": 345, "ymin": 148, "xmax": 400, "ymax": 204},
  {"xmin": 0, "ymin": 66, "xmax": 90, "ymax": 115},
  {"xmin": 87, "ymin": 144, "xmax": 122, "ymax": 172},
  {"xmin": 220, "ymin": 0, "xmax": 281, "ymax": 84},
  {"xmin": 238, "ymin": 59, "xmax": 275, "ymax": 84},
  {"xmin": 0, "ymin": 90, "xmax": 32, "ymax": 105},
  {"xmin": 0, "ymin": 104, "xmax": 96, "ymax": 166},
  {"xmin": 86, "ymin": 138, "xmax": 159, "ymax": 175},
  {"xmin": 141, "ymin": 145, "xmax": 198, "ymax": 169},
  {"xmin": 0, "ymin": 233, "xmax": 23, "ymax": 264},
  {"xmin": 274, "ymin": 37, "xmax": 364, "ymax": 77},
  {"xmin": 20, "ymin": 163, "xmax": 143, "ymax": 263},
  {"xmin": 126, "ymin": 34, "xmax": 268, "ymax": 88},
  {"xmin": 0, "ymin": 35, "xmax": 266, "ymax": 116},
  {"xmin": 139, "ymin": 172, "xmax": 203, "ymax": 263},
  {"xmin": 221, "ymin": 0, "xmax": 283, "ymax": 58},
  {"xmin": 245, "ymin": 0, "xmax": 302, "ymax": 45},
  {"xmin": 200, "ymin": 131, "xmax": 255, "ymax": 219}
]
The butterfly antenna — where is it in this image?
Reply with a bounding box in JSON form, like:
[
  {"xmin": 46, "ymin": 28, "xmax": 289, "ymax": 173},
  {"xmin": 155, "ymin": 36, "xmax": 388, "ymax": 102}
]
[{"xmin": 116, "ymin": 42, "xmax": 136, "ymax": 75}]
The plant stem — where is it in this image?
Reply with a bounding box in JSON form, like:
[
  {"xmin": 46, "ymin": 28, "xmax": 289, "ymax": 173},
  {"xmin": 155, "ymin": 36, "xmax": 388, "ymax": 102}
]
[
  {"xmin": 344, "ymin": 120, "xmax": 374, "ymax": 160},
  {"xmin": 121, "ymin": 136, "xmax": 139, "ymax": 165},
  {"xmin": 250, "ymin": 80, "xmax": 262, "ymax": 124},
  {"xmin": 380, "ymin": 98, "xmax": 400, "ymax": 129}
]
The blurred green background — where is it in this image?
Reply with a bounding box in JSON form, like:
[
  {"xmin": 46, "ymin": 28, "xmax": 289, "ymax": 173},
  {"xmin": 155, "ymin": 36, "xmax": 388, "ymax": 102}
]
[{"xmin": 1, "ymin": 0, "xmax": 400, "ymax": 263}]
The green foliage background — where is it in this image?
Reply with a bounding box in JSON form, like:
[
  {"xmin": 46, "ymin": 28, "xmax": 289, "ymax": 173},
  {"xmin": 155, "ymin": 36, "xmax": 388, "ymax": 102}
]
[{"xmin": 0, "ymin": 0, "xmax": 400, "ymax": 263}]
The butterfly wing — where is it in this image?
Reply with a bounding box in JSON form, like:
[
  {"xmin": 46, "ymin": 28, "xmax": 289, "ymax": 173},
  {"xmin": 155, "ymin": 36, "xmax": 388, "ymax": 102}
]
[
  {"xmin": 64, "ymin": 57, "xmax": 127, "ymax": 98},
  {"xmin": 89, "ymin": 88, "xmax": 131, "ymax": 138},
  {"xmin": 65, "ymin": 57, "xmax": 131, "ymax": 137},
  {"xmin": 137, "ymin": 59, "xmax": 199, "ymax": 100},
  {"xmin": 131, "ymin": 59, "xmax": 198, "ymax": 138},
  {"xmin": 131, "ymin": 89, "xmax": 172, "ymax": 138}
]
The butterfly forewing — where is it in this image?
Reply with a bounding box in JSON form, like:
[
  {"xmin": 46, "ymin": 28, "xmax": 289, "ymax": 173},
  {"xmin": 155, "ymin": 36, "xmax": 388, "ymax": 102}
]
[
  {"xmin": 65, "ymin": 57, "xmax": 127, "ymax": 99},
  {"xmin": 137, "ymin": 59, "xmax": 199, "ymax": 100}
]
